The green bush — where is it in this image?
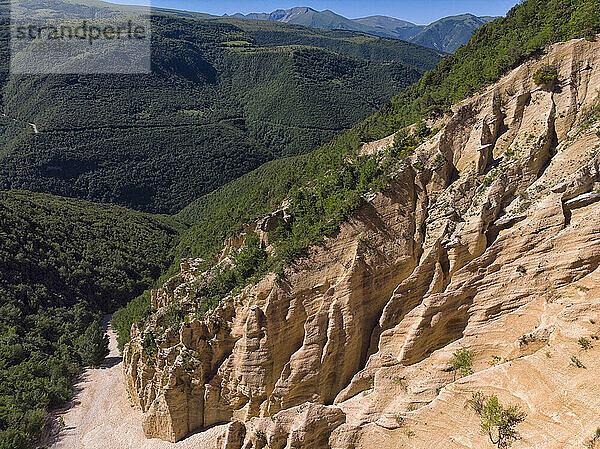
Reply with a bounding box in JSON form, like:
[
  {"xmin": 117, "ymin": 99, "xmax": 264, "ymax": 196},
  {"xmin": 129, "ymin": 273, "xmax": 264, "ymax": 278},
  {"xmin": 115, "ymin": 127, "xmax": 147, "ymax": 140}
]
[
  {"xmin": 161, "ymin": 302, "xmax": 186, "ymax": 331},
  {"xmin": 432, "ymin": 153, "xmax": 448, "ymax": 170},
  {"xmin": 142, "ymin": 332, "xmax": 158, "ymax": 360},
  {"xmin": 77, "ymin": 320, "xmax": 109, "ymax": 367},
  {"xmin": 391, "ymin": 130, "xmax": 419, "ymax": 160},
  {"xmin": 112, "ymin": 291, "xmax": 153, "ymax": 352},
  {"xmin": 578, "ymin": 337, "xmax": 592, "ymax": 350},
  {"xmin": 532, "ymin": 65, "xmax": 558, "ymax": 86},
  {"xmin": 586, "ymin": 427, "xmax": 600, "ymax": 448},
  {"xmin": 414, "ymin": 120, "xmax": 431, "ymax": 139},
  {"xmin": 180, "ymin": 349, "xmax": 201, "ymax": 372},
  {"xmin": 571, "ymin": 355, "xmax": 586, "ymax": 368},
  {"xmin": 451, "ymin": 347, "xmax": 474, "ymax": 379},
  {"xmin": 255, "ymin": 430, "xmax": 268, "ymax": 448},
  {"xmin": 413, "ymin": 160, "xmax": 426, "ymax": 171},
  {"xmin": 467, "ymin": 392, "xmax": 527, "ymax": 448}
]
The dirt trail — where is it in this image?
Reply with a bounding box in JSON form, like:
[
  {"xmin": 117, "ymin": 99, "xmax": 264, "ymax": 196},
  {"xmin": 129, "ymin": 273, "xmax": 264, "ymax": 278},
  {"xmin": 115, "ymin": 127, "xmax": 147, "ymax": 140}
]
[{"xmin": 50, "ymin": 319, "xmax": 227, "ymax": 449}]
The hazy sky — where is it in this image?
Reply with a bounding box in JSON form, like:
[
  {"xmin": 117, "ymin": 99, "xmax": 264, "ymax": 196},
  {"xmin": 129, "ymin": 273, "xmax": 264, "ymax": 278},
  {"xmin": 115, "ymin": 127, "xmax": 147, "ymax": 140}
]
[{"xmin": 110, "ymin": 0, "xmax": 519, "ymax": 24}]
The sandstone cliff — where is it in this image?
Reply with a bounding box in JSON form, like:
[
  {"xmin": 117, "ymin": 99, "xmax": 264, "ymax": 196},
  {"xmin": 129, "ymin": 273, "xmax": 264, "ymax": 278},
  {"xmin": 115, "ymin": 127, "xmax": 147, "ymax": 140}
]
[{"xmin": 123, "ymin": 36, "xmax": 600, "ymax": 448}]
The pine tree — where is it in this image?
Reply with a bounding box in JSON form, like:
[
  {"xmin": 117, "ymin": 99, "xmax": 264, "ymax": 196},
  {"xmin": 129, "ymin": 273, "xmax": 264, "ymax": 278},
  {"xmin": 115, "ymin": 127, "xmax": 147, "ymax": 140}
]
[{"xmin": 77, "ymin": 320, "xmax": 109, "ymax": 367}]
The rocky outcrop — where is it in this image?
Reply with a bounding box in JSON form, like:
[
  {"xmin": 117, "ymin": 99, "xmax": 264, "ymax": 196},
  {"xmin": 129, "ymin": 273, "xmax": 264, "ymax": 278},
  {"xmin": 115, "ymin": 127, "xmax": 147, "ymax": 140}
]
[{"xmin": 124, "ymin": 36, "xmax": 600, "ymax": 448}]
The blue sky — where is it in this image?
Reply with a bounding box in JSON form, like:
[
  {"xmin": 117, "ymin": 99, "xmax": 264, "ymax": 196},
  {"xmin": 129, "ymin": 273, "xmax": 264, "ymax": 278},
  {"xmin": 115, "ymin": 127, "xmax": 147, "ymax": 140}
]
[{"xmin": 110, "ymin": 0, "xmax": 519, "ymax": 25}]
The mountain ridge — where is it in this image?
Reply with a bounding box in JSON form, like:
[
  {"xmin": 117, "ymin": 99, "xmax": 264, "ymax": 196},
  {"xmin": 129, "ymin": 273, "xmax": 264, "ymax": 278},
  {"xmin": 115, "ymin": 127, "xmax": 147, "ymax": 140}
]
[{"xmin": 231, "ymin": 7, "xmax": 500, "ymax": 52}]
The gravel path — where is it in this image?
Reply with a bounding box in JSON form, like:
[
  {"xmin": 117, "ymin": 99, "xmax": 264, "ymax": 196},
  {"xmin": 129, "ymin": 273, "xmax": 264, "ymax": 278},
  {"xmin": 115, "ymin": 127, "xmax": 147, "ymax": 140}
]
[{"xmin": 50, "ymin": 320, "xmax": 227, "ymax": 449}]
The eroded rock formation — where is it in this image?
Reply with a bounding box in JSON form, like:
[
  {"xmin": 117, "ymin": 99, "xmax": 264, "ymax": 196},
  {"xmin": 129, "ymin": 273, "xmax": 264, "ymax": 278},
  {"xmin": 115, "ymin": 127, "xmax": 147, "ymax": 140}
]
[{"xmin": 124, "ymin": 36, "xmax": 600, "ymax": 448}]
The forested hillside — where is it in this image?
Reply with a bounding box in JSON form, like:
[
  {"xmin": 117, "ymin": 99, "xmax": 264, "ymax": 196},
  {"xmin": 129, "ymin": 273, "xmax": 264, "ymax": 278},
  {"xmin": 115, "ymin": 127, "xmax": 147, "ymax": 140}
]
[
  {"xmin": 167, "ymin": 0, "xmax": 600, "ymax": 267},
  {"xmin": 214, "ymin": 17, "xmax": 440, "ymax": 69},
  {"xmin": 0, "ymin": 191, "xmax": 183, "ymax": 448},
  {"xmin": 0, "ymin": 6, "xmax": 441, "ymax": 214},
  {"xmin": 409, "ymin": 14, "xmax": 496, "ymax": 53}
]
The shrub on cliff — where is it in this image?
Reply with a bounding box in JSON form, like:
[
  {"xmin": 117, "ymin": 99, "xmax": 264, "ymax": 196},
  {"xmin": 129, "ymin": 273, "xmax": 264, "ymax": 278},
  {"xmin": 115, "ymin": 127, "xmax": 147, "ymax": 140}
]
[
  {"xmin": 586, "ymin": 427, "xmax": 600, "ymax": 448},
  {"xmin": 532, "ymin": 65, "xmax": 558, "ymax": 87},
  {"xmin": 450, "ymin": 347, "xmax": 474, "ymax": 379},
  {"xmin": 467, "ymin": 392, "xmax": 526, "ymax": 448}
]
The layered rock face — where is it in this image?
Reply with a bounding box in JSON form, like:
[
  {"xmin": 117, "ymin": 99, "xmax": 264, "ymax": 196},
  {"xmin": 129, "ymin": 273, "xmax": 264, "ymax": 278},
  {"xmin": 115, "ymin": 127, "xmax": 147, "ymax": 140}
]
[{"xmin": 124, "ymin": 36, "xmax": 600, "ymax": 448}]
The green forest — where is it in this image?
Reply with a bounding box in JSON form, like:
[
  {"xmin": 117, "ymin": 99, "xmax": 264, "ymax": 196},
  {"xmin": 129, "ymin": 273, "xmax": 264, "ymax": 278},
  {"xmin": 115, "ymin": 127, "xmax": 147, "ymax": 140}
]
[
  {"xmin": 0, "ymin": 12, "xmax": 441, "ymax": 214},
  {"xmin": 0, "ymin": 191, "xmax": 182, "ymax": 448},
  {"xmin": 2, "ymin": 0, "xmax": 600, "ymax": 447}
]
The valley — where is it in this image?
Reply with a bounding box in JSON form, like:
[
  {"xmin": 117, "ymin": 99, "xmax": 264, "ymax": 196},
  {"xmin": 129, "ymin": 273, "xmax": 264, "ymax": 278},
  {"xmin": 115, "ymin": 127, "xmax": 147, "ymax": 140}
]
[
  {"xmin": 1, "ymin": 0, "xmax": 600, "ymax": 448},
  {"xmin": 0, "ymin": 6, "xmax": 441, "ymax": 214}
]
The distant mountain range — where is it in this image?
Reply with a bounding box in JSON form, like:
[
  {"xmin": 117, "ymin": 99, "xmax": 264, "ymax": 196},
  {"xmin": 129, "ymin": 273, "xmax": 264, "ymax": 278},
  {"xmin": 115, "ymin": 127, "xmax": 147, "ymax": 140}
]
[{"xmin": 231, "ymin": 7, "xmax": 498, "ymax": 53}]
